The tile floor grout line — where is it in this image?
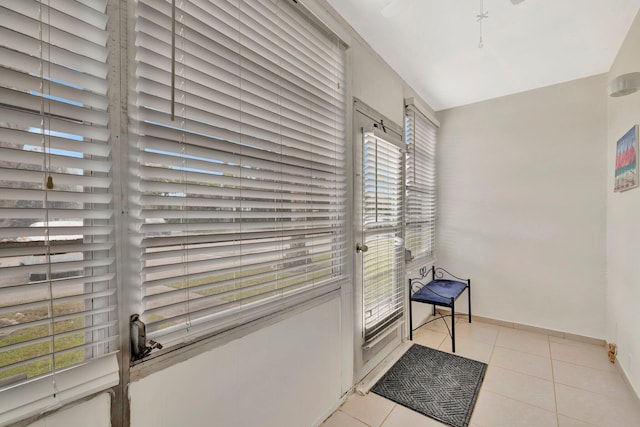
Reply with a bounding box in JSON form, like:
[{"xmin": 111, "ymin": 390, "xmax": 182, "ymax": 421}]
[
  {"xmin": 337, "ymin": 409, "xmax": 371, "ymax": 427},
  {"xmin": 548, "ymin": 335, "xmax": 561, "ymax": 427},
  {"xmin": 553, "ymin": 379, "xmax": 636, "ymax": 397},
  {"xmin": 489, "ymin": 361, "xmax": 554, "ymax": 381},
  {"xmin": 378, "ymin": 403, "xmax": 396, "ymax": 427},
  {"xmin": 556, "ymin": 413, "xmax": 600, "ymax": 427},
  {"xmin": 492, "ymin": 344, "xmax": 551, "ymax": 358},
  {"xmin": 485, "ymin": 363, "xmax": 555, "ymax": 383},
  {"xmin": 468, "ymin": 323, "xmax": 496, "ymax": 427},
  {"xmin": 492, "ymin": 343, "xmax": 555, "ymax": 359},
  {"xmin": 551, "ymin": 355, "xmax": 622, "ymax": 371},
  {"xmin": 486, "ymin": 330, "xmax": 558, "ymax": 424},
  {"xmin": 481, "ymin": 388, "xmax": 557, "ymax": 416},
  {"xmin": 550, "ymin": 356, "xmax": 621, "ymax": 374}
]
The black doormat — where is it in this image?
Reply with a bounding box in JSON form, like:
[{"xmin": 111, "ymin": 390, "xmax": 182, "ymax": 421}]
[{"xmin": 371, "ymin": 344, "xmax": 487, "ymax": 427}]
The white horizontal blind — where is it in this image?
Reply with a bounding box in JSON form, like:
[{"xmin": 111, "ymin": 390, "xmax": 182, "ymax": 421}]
[
  {"xmin": 0, "ymin": 0, "xmax": 117, "ymax": 394},
  {"xmin": 362, "ymin": 131, "xmax": 404, "ymax": 341},
  {"xmin": 133, "ymin": 0, "xmax": 346, "ymax": 344},
  {"xmin": 405, "ymin": 105, "xmax": 437, "ymax": 262}
]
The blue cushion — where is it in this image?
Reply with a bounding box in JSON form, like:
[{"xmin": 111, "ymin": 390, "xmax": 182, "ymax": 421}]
[{"xmin": 411, "ymin": 279, "xmax": 467, "ymax": 307}]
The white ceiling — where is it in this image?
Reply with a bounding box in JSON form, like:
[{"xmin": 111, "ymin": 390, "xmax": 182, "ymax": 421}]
[{"xmin": 326, "ymin": 0, "xmax": 640, "ymax": 111}]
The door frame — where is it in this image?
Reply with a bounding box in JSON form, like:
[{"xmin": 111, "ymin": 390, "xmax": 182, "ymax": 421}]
[{"xmin": 352, "ymin": 98, "xmax": 406, "ymax": 383}]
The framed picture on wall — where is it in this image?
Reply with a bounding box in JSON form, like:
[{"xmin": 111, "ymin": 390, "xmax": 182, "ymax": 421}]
[{"xmin": 614, "ymin": 125, "xmax": 639, "ymax": 192}]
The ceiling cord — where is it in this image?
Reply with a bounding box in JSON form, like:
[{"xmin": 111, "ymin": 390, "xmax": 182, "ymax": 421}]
[{"xmin": 476, "ymin": 0, "xmax": 488, "ymax": 48}]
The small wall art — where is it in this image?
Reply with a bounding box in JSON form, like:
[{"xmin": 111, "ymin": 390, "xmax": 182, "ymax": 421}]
[{"xmin": 614, "ymin": 125, "xmax": 639, "ymax": 192}]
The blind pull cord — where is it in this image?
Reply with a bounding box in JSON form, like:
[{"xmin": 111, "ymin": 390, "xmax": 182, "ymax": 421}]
[{"xmin": 171, "ymin": 0, "xmax": 176, "ymax": 121}]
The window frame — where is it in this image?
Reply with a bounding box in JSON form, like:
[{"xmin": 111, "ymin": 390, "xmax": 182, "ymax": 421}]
[
  {"xmin": 128, "ymin": 0, "xmax": 349, "ymax": 353},
  {"xmin": 0, "ymin": 0, "xmax": 121, "ymax": 423},
  {"xmin": 404, "ymin": 101, "xmax": 439, "ymax": 266},
  {"xmin": 0, "ymin": 0, "xmax": 384, "ymax": 424}
]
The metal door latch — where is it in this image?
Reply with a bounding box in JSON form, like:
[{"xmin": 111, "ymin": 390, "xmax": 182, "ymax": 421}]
[{"xmin": 356, "ymin": 243, "xmax": 368, "ymax": 253}]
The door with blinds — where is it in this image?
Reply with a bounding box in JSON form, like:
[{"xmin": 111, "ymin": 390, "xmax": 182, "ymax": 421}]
[{"xmin": 353, "ymin": 102, "xmax": 405, "ymax": 381}]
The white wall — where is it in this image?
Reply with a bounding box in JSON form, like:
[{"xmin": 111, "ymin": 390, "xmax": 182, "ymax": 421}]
[
  {"xmin": 26, "ymin": 393, "xmax": 110, "ymax": 427},
  {"xmin": 606, "ymin": 11, "xmax": 640, "ymax": 396},
  {"xmin": 436, "ymin": 75, "xmax": 608, "ymax": 338},
  {"xmin": 130, "ymin": 298, "xmax": 342, "ymax": 427}
]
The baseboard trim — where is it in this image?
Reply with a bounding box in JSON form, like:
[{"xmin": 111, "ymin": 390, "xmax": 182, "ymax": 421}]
[
  {"xmin": 478, "ymin": 315, "xmax": 605, "ymax": 347},
  {"xmin": 607, "ymin": 341, "xmax": 640, "ymax": 405},
  {"xmin": 434, "ymin": 309, "xmax": 606, "ymax": 347},
  {"xmin": 313, "ymin": 389, "xmax": 352, "ymax": 427}
]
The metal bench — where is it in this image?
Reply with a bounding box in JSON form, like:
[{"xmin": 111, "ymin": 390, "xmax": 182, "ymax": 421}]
[{"xmin": 409, "ymin": 266, "xmax": 471, "ymax": 353}]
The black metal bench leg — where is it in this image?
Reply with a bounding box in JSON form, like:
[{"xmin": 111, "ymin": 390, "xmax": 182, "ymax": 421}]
[
  {"xmin": 409, "ymin": 279, "xmax": 413, "ymax": 341},
  {"xmin": 432, "ymin": 266, "xmax": 437, "ymax": 317},
  {"xmin": 468, "ymin": 279, "xmax": 472, "ymax": 323},
  {"xmin": 451, "ymin": 297, "xmax": 456, "ymax": 353}
]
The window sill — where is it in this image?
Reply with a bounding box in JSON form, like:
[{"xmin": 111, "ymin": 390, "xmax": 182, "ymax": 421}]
[
  {"xmin": 130, "ymin": 284, "xmax": 343, "ymax": 382},
  {"xmin": 0, "ymin": 354, "xmax": 119, "ymax": 426}
]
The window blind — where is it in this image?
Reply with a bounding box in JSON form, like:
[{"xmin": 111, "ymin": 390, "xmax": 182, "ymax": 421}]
[
  {"xmin": 362, "ymin": 131, "xmax": 404, "ymax": 341},
  {"xmin": 132, "ymin": 0, "xmax": 346, "ymax": 346},
  {"xmin": 0, "ymin": 0, "xmax": 118, "ymax": 415},
  {"xmin": 405, "ymin": 105, "xmax": 437, "ymax": 262}
]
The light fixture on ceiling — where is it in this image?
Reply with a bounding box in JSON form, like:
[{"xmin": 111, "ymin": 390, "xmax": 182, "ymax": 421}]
[
  {"xmin": 608, "ymin": 72, "xmax": 640, "ymax": 97},
  {"xmin": 382, "ymin": 0, "xmax": 524, "ymax": 20},
  {"xmin": 476, "ymin": 0, "xmax": 488, "ymax": 48}
]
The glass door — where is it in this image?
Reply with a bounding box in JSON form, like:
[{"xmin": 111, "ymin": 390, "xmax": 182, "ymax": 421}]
[
  {"xmin": 353, "ymin": 101, "xmax": 405, "ymax": 382},
  {"xmin": 361, "ymin": 131, "xmax": 405, "ymax": 341}
]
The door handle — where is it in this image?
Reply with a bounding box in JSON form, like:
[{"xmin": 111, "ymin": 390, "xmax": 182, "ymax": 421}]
[{"xmin": 356, "ymin": 243, "xmax": 368, "ymax": 253}]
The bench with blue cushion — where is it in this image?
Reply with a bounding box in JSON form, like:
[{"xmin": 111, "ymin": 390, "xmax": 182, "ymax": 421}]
[{"xmin": 409, "ymin": 266, "xmax": 471, "ymax": 353}]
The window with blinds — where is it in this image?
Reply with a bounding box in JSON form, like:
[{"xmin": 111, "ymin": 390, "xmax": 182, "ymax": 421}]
[
  {"xmin": 405, "ymin": 104, "xmax": 437, "ymax": 262},
  {"xmin": 0, "ymin": 0, "xmax": 118, "ymax": 415},
  {"xmin": 132, "ymin": 0, "xmax": 347, "ymax": 346},
  {"xmin": 362, "ymin": 131, "xmax": 404, "ymax": 341}
]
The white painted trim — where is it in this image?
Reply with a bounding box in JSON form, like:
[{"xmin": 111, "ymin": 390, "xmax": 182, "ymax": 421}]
[
  {"xmin": 0, "ymin": 355, "xmax": 119, "ymax": 427},
  {"xmin": 405, "ymin": 97, "xmax": 440, "ymax": 128},
  {"xmin": 297, "ymin": 0, "xmax": 353, "ymax": 47},
  {"xmin": 610, "ymin": 341, "xmax": 640, "ymax": 403}
]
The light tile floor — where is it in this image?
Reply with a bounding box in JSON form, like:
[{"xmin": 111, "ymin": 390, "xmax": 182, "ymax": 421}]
[{"xmin": 321, "ymin": 316, "xmax": 640, "ymax": 427}]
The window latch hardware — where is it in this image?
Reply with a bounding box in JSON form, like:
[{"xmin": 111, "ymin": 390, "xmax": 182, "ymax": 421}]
[{"xmin": 130, "ymin": 314, "xmax": 163, "ymax": 362}]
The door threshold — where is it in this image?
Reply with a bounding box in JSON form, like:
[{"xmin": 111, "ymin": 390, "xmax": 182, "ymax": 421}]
[{"xmin": 354, "ymin": 340, "xmax": 413, "ymax": 395}]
